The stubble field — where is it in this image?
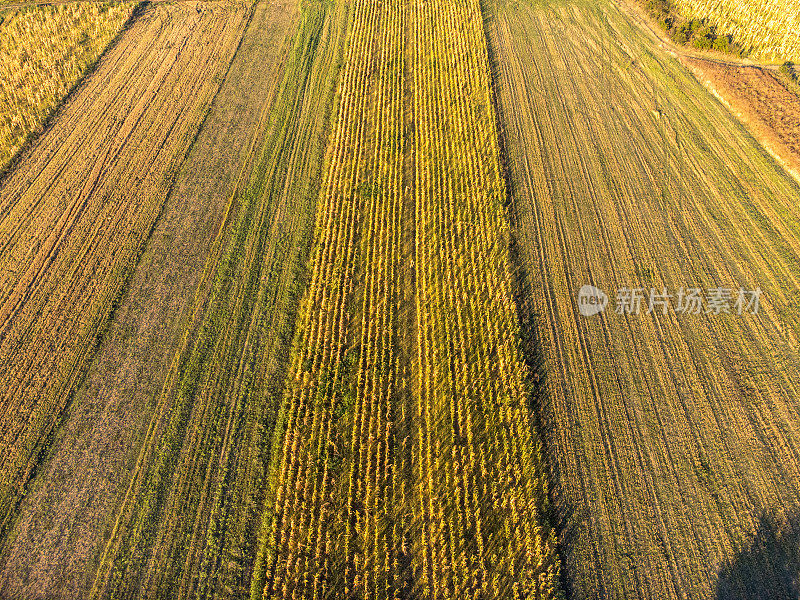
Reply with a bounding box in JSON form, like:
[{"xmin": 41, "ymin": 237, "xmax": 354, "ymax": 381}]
[
  {"xmin": 488, "ymin": 0, "xmax": 800, "ymax": 597},
  {"xmin": 0, "ymin": 1, "xmax": 134, "ymax": 170},
  {"xmin": 0, "ymin": 0, "xmax": 252, "ymax": 588}
]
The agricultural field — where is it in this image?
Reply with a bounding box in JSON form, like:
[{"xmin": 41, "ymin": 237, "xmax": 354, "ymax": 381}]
[
  {"xmin": 0, "ymin": 0, "xmax": 250, "ymax": 561},
  {"xmin": 0, "ymin": 0, "xmax": 561, "ymax": 596},
  {"xmin": 0, "ymin": 0, "xmax": 799, "ymax": 598},
  {"xmin": 87, "ymin": 2, "xmax": 352, "ymax": 597},
  {"xmin": 0, "ymin": 1, "xmax": 134, "ymax": 170},
  {"xmin": 488, "ymin": 0, "xmax": 800, "ymax": 597},
  {"xmin": 672, "ymin": 0, "xmax": 800, "ymax": 61},
  {"xmin": 248, "ymin": 0, "xmax": 559, "ymax": 597},
  {"xmin": 0, "ymin": 0, "xmax": 305, "ymax": 597}
]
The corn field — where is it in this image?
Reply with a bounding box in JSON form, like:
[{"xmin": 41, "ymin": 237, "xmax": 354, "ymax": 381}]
[
  {"xmin": 248, "ymin": 0, "xmax": 561, "ymax": 597},
  {"xmin": 0, "ymin": 0, "xmax": 798, "ymax": 598},
  {"xmin": 673, "ymin": 0, "xmax": 800, "ymax": 61}
]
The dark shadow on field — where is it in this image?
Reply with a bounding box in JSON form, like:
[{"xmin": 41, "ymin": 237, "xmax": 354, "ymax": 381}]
[
  {"xmin": 716, "ymin": 508, "xmax": 800, "ymax": 600},
  {"xmin": 478, "ymin": 1, "xmax": 582, "ymax": 598}
]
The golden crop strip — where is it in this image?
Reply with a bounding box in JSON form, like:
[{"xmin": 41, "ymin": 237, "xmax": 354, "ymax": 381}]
[
  {"xmin": 0, "ymin": 2, "xmax": 249, "ymax": 537},
  {"xmin": 338, "ymin": 0, "xmax": 405, "ymax": 595},
  {"xmin": 0, "ymin": 2, "xmax": 134, "ymax": 170},
  {"xmin": 249, "ymin": 0, "xmax": 561, "ymax": 597},
  {"xmin": 412, "ymin": 0, "xmax": 560, "ymax": 596},
  {"xmin": 673, "ymin": 0, "xmax": 800, "ymax": 61},
  {"xmin": 249, "ymin": 0, "xmax": 406, "ymax": 596}
]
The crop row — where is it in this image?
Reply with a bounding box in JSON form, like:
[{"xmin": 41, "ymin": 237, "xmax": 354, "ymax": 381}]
[
  {"xmin": 411, "ymin": 0, "xmax": 561, "ymax": 597},
  {"xmin": 339, "ymin": 0, "xmax": 406, "ymax": 596},
  {"xmin": 248, "ymin": 0, "xmax": 406, "ymax": 597}
]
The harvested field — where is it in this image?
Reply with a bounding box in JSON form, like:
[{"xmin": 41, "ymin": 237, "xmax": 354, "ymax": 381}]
[
  {"xmin": 0, "ymin": 1, "xmax": 300, "ymax": 598},
  {"xmin": 0, "ymin": 1, "xmax": 134, "ymax": 170},
  {"xmin": 0, "ymin": 0, "xmax": 250, "ymax": 547},
  {"xmin": 487, "ymin": 0, "xmax": 800, "ymax": 597},
  {"xmin": 85, "ymin": 1, "xmax": 350, "ymax": 598}
]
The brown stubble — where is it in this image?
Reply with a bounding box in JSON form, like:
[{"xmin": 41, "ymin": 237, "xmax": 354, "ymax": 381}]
[{"xmin": 683, "ymin": 57, "xmax": 800, "ymax": 184}]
